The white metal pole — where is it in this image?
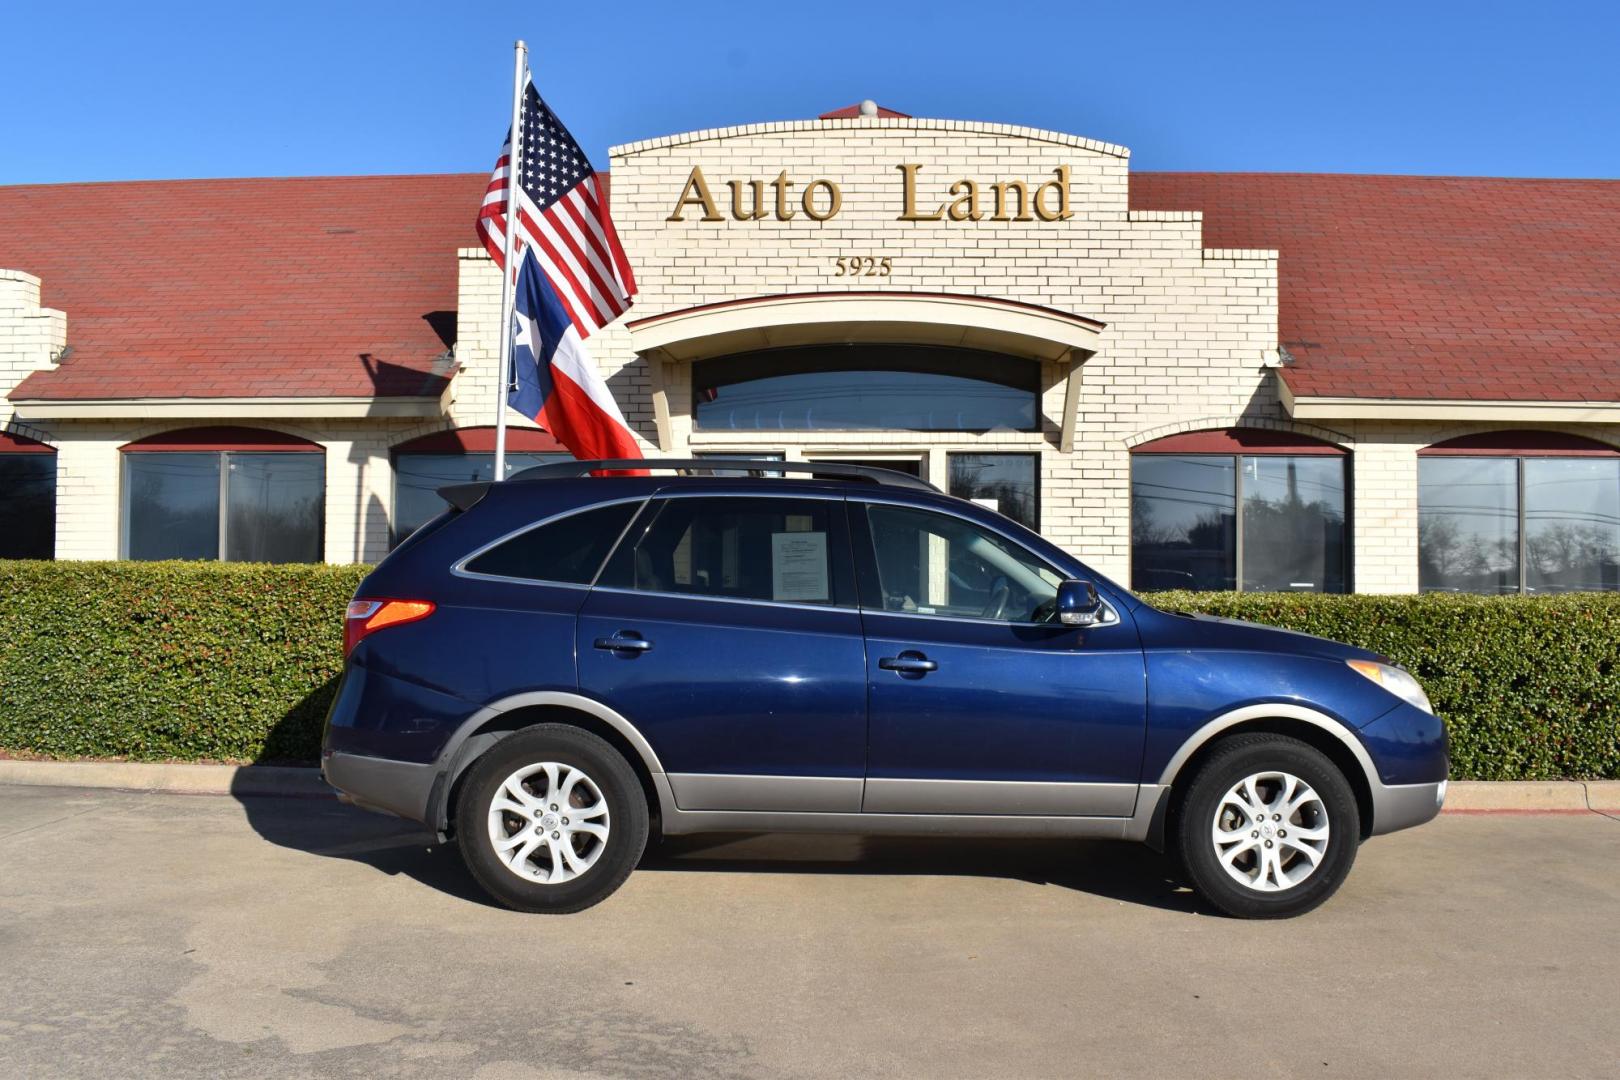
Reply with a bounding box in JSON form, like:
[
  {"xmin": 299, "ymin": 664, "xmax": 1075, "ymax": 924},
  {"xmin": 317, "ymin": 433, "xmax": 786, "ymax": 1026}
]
[{"xmin": 492, "ymin": 39, "xmax": 528, "ymax": 482}]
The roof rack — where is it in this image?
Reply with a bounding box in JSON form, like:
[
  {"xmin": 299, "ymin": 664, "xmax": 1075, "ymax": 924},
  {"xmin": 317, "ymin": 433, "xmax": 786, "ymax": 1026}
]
[{"xmin": 505, "ymin": 458, "xmax": 939, "ymax": 491}]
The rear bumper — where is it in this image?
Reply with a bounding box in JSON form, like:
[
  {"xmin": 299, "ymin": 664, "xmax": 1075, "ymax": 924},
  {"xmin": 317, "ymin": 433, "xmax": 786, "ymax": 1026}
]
[
  {"xmin": 322, "ymin": 750, "xmax": 438, "ymax": 825},
  {"xmin": 1369, "ymin": 778, "xmax": 1446, "ymax": 836}
]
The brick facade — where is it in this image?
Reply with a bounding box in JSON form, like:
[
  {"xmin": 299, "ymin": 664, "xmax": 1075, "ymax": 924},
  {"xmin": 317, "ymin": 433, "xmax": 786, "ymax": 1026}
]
[{"xmin": 5, "ymin": 117, "xmax": 1619, "ymax": 587}]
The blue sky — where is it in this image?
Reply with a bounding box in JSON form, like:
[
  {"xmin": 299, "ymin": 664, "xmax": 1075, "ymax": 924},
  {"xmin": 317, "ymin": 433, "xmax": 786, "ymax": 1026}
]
[{"xmin": 3, "ymin": 0, "xmax": 1616, "ymax": 184}]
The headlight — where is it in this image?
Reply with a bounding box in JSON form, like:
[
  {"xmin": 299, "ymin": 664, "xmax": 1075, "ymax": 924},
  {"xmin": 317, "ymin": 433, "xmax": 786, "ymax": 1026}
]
[{"xmin": 1347, "ymin": 659, "xmax": 1433, "ymax": 715}]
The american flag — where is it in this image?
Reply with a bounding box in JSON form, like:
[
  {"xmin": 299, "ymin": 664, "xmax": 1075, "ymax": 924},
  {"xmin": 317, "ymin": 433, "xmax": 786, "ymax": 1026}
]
[{"xmin": 476, "ymin": 74, "xmax": 636, "ymax": 337}]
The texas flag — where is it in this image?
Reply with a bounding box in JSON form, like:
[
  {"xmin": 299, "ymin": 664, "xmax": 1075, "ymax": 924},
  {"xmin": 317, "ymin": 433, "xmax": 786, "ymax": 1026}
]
[
  {"xmin": 510, "ymin": 248, "xmax": 644, "ymax": 464},
  {"xmin": 477, "ymin": 71, "xmax": 643, "ymax": 468}
]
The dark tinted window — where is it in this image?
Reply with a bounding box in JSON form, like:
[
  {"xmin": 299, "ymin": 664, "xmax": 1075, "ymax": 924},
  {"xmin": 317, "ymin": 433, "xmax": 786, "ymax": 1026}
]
[
  {"xmin": 601, "ymin": 497, "xmax": 841, "ymax": 605},
  {"xmin": 693, "ymin": 345, "xmax": 1038, "ymax": 433},
  {"xmin": 1131, "ymin": 453, "xmax": 1348, "ymax": 593},
  {"xmin": 1239, "ymin": 456, "xmax": 1347, "ymax": 593},
  {"xmin": 1525, "ymin": 458, "xmax": 1620, "ymax": 592},
  {"xmin": 126, "ymin": 453, "xmax": 222, "ymax": 560},
  {"xmin": 1131, "ymin": 455, "xmax": 1237, "ymax": 591},
  {"xmin": 1419, "ymin": 455, "xmax": 1620, "ymax": 593},
  {"xmin": 464, "ymin": 502, "xmax": 639, "ymax": 583},
  {"xmin": 225, "ymin": 454, "xmax": 324, "ymax": 563},
  {"xmin": 125, "ymin": 451, "xmax": 324, "ymax": 564},
  {"xmin": 0, "ymin": 454, "xmax": 56, "ymax": 559}
]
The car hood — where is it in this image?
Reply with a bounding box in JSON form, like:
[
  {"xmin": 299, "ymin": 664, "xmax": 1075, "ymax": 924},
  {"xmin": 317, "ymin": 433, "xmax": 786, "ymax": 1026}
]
[{"xmin": 1143, "ymin": 608, "xmax": 1384, "ymax": 664}]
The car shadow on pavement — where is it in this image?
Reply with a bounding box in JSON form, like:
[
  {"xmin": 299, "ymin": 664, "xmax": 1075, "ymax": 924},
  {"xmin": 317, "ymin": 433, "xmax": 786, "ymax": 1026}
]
[
  {"xmin": 238, "ymin": 793, "xmax": 1204, "ymax": 914},
  {"xmin": 234, "ymin": 793, "xmax": 506, "ymax": 908},
  {"xmin": 641, "ymin": 833, "xmax": 1204, "ymax": 913}
]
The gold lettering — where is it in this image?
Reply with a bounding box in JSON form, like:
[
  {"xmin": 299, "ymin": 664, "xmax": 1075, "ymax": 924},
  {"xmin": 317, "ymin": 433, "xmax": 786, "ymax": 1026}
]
[
  {"xmin": 1033, "ymin": 166, "xmax": 1073, "ymax": 222},
  {"xmin": 667, "ymin": 166, "xmax": 723, "ymax": 222},
  {"xmin": 801, "ymin": 179, "xmax": 842, "ymax": 221},
  {"xmin": 896, "ymin": 163, "xmax": 944, "ymax": 221},
  {"xmin": 728, "ymin": 179, "xmax": 768, "ymax": 221},
  {"xmin": 946, "ymin": 179, "xmax": 982, "ymax": 222},
  {"xmin": 772, "ymin": 170, "xmax": 796, "ymax": 220},
  {"xmin": 990, "ymin": 179, "xmax": 1032, "ymax": 222}
]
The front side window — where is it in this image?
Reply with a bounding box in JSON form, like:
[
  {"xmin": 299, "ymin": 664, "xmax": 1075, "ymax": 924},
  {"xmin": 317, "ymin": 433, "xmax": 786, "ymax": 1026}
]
[
  {"xmin": 1419, "ymin": 442, "xmax": 1620, "ymax": 593},
  {"xmin": 124, "ymin": 447, "xmax": 324, "ymax": 563},
  {"xmin": 393, "ymin": 452, "xmax": 570, "ymax": 544},
  {"xmin": 0, "ymin": 440, "xmax": 57, "ymax": 559},
  {"xmin": 1131, "ymin": 435, "xmax": 1348, "ymax": 593},
  {"xmin": 600, "ymin": 496, "xmax": 843, "ymax": 606},
  {"xmin": 693, "ymin": 345, "xmax": 1038, "ymax": 433},
  {"xmin": 862, "ymin": 504, "xmax": 1062, "ymax": 623}
]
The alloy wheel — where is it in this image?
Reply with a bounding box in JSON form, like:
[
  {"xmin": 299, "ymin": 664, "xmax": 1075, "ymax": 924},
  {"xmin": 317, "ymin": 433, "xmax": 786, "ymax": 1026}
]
[
  {"xmin": 486, "ymin": 761, "xmax": 612, "ymax": 884},
  {"xmin": 1210, "ymin": 770, "xmax": 1331, "ymax": 892}
]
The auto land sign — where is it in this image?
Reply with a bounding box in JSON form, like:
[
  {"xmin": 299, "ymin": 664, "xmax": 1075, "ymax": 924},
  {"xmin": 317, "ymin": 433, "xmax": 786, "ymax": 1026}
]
[{"xmin": 665, "ymin": 164, "xmax": 1076, "ymax": 223}]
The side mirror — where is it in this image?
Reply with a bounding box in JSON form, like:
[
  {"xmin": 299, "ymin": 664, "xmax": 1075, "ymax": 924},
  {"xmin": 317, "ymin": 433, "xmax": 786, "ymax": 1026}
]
[{"xmin": 1057, "ymin": 579, "xmax": 1104, "ymax": 627}]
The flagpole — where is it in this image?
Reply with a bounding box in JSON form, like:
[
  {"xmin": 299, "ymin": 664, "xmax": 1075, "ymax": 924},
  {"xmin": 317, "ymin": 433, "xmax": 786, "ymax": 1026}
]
[{"xmin": 492, "ymin": 38, "xmax": 528, "ymax": 482}]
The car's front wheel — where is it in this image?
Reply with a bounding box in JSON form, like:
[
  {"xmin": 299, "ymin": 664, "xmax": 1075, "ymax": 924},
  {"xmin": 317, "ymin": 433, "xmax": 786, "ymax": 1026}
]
[
  {"xmin": 456, "ymin": 724, "xmax": 649, "ymax": 913},
  {"xmin": 1174, "ymin": 733, "xmax": 1360, "ymax": 918}
]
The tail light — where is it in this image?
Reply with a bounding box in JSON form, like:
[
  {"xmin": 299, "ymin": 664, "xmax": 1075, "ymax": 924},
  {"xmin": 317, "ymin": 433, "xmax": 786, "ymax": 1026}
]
[{"xmin": 344, "ymin": 598, "xmax": 435, "ymax": 657}]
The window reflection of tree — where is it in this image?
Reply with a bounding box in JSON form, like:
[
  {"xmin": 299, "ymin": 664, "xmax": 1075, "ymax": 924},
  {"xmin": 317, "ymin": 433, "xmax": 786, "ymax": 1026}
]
[
  {"xmin": 1131, "ymin": 453, "xmax": 1346, "ymax": 592},
  {"xmin": 1419, "ymin": 456, "xmax": 1620, "ymax": 593},
  {"xmin": 128, "ymin": 457, "xmax": 219, "ymax": 560},
  {"xmin": 126, "ymin": 453, "xmax": 323, "ymax": 563}
]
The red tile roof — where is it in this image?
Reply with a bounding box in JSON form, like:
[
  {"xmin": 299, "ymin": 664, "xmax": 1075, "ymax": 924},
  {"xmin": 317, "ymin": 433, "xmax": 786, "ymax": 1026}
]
[
  {"xmin": 819, "ymin": 102, "xmax": 912, "ymax": 119},
  {"xmin": 1130, "ymin": 172, "xmax": 1620, "ymax": 401},
  {"xmin": 1, "ymin": 173, "xmax": 488, "ymax": 400},
  {"xmin": 4, "ymin": 169, "xmax": 1616, "ymax": 405}
]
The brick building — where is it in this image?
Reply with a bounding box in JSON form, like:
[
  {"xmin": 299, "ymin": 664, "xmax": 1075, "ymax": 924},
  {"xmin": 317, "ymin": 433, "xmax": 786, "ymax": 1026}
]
[{"xmin": 3, "ymin": 105, "xmax": 1619, "ymax": 594}]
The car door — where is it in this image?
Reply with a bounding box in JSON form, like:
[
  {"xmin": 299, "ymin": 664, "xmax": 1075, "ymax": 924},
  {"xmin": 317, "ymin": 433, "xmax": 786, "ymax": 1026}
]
[
  {"xmin": 576, "ymin": 490, "xmax": 868, "ymax": 812},
  {"xmin": 851, "ymin": 500, "xmax": 1147, "ymax": 816}
]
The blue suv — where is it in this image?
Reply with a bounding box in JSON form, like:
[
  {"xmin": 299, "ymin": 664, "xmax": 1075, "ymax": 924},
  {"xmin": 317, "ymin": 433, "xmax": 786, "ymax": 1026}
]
[{"xmin": 323, "ymin": 459, "xmax": 1447, "ymax": 918}]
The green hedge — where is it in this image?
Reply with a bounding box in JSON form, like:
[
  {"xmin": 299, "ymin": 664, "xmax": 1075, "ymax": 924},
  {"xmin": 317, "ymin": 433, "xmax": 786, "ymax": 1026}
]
[
  {"xmin": 1150, "ymin": 591, "xmax": 1620, "ymax": 780},
  {"xmin": 1, "ymin": 562, "xmax": 1617, "ymax": 777},
  {"xmin": 0, "ymin": 561, "xmax": 366, "ymax": 764}
]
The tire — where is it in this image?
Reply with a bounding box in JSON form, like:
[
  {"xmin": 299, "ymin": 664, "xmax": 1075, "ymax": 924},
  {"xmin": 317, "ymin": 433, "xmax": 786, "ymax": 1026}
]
[
  {"xmin": 455, "ymin": 724, "xmax": 649, "ymax": 914},
  {"xmin": 1174, "ymin": 733, "xmax": 1360, "ymax": 919}
]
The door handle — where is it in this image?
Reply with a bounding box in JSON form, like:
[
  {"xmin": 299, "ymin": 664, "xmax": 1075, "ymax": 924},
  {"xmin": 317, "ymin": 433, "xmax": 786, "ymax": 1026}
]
[
  {"xmin": 879, "ymin": 651, "xmax": 937, "ymax": 675},
  {"xmin": 594, "ymin": 632, "xmax": 652, "ymax": 654}
]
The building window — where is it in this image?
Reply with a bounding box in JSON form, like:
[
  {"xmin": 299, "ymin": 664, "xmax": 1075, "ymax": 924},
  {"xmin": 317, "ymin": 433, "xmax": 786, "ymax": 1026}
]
[
  {"xmin": 692, "ymin": 451, "xmax": 786, "ymax": 477},
  {"xmin": 1131, "ymin": 429, "xmax": 1349, "ymax": 593},
  {"xmin": 948, "ymin": 453, "xmax": 1039, "ymax": 531},
  {"xmin": 693, "ymin": 345, "xmax": 1039, "ymax": 433},
  {"xmin": 121, "ymin": 427, "xmax": 324, "ymax": 563},
  {"xmin": 0, "ymin": 432, "xmax": 57, "ymax": 560},
  {"xmin": 1419, "ymin": 431, "xmax": 1620, "ymax": 594},
  {"xmin": 391, "ymin": 428, "xmax": 571, "ymax": 544}
]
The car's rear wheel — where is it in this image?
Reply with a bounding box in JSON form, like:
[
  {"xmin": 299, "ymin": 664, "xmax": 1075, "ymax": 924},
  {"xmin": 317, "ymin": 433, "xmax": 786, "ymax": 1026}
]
[
  {"xmin": 456, "ymin": 724, "xmax": 648, "ymax": 913},
  {"xmin": 1174, "ymin": 733, "xmax": 1360, "ymax": 919}
]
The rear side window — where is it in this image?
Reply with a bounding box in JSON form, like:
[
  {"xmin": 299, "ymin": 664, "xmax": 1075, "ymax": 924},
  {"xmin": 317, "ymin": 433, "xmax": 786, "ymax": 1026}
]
[
  {"xmin": 599, "ymin": 496, "xmax": 845, "ymax": 606},
  {"xmin": 462, "ymin": 502, "xmax": 638, "ymax": 583}
]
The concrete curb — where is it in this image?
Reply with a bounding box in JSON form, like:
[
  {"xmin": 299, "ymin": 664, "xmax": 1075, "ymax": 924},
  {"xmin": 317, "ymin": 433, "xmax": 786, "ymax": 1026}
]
[
  {"xmin": 1, "ymin": 760, "xmax": 1617, "ymax": 813},
  {"xmin": 1446, "ymin": 780, "xmax": 1620, "ymax": 814},
  {"xmin": 0, "ymin": 760, "xmax": 333, "ymax": 799}
]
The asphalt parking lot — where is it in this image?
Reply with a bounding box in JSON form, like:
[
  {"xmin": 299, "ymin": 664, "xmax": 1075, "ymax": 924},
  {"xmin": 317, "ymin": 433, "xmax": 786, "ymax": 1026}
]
[{"xmin": 2, "ymin": 785, "xmax": 1617, "ymax": 1079}]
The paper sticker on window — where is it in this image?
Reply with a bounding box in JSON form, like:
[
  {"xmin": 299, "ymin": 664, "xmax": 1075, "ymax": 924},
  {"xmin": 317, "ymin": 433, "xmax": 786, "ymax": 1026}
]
[{"xmin": 772, "ymin": 531, "xmax": 829, "ymax": 602}]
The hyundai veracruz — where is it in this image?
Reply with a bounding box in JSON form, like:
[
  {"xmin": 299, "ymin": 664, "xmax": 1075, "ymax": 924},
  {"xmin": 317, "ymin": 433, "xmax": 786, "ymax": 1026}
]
[{"xmin": 322, "ymin": 459, "xmax": 1447, "ymax": 918}]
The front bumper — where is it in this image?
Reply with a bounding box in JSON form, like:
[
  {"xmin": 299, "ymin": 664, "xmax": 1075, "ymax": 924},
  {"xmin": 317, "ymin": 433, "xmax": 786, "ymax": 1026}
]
[
  {"xmin": 322, "ymin": 750, "xmax": 439, "ymax": 825},
  {"xmin": 1369, "ymin": 778, "xmax": 1446, "ymax": 836}
]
